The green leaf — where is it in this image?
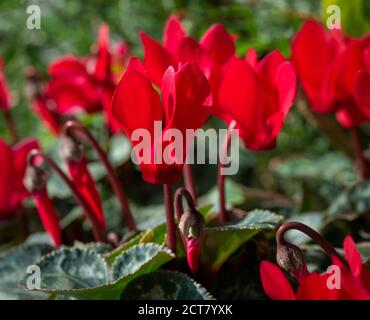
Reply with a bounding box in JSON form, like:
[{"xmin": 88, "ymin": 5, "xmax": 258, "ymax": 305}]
[
  {"xmin": 202, "ymin": 210, "xmax": 282, "ymax": 271},
  {"xmin": 121, "ymin": 271, "xmax": 213, "ymax": 300},
  {"xmin": 275, "ymin": 152, "xmax": 355, "ymax": 186},
  {"xmin": 0, "ymin": 243, "xmax": 54, "ymax": 300},
  {"xmin": 106, "ymin": 204, "xmax": 214, "ymax": 265},
  {"xmin": 328, "ymin": 181, "xmax": 370, "ymax": 217},
  {"xmin": 19, "ymin": 247, "xmax": 109, "ymax": 295},
  {"xmin": 108, "ymin": 134, "xmax": 132, "ymax": 167},
  {"xmin": 73, "ymin": 242, "xmax": 113, "ymax": 255},
  {"xmin": 21, "ymin": 244, "xmax": 174, "ymax": 299}
]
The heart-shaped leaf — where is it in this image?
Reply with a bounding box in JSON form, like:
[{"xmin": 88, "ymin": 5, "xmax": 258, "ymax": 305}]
[
  {"xmin": 21, "ymin": 244, "xmax": 174, "ymax": 300},
  {"xmin": 0, "ymin": 243, "xmax": 54, "ymax": 300},
  {"xmin": 202, "ymin": 210, "xmax": 282, "ymax": 271},
  {"xmin": 19, "ymin": 247, "xmax": 109, "ymax": 295},
  {"xmin": 120, "ymin": 271, "xmax": 213, "ymax": 300}
]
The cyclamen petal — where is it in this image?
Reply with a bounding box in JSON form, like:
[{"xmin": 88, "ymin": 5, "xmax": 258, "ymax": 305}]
[
  {"xmin": 0, "ymin": 57, "xmax": 11, "ymax": 110},
  {"xmin": 67, "ymin": 158, "xmax": 106, "ymax": 230},
  {"xmin": 185, "ymin": 238, "xmax": 201, "ymax": 273},
  {"xmin": 33, "ymin": 187, "xmax": 62, "ymax": 246}
]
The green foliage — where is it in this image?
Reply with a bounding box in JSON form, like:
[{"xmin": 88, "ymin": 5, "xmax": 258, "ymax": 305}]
[{"xmin": 121, "ymin": 271, "xmax": 213, "ymax": 300}]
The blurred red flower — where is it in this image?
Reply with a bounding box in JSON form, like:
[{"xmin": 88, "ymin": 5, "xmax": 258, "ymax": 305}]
[
  {"xmin": 217, "ymin": 50, "xmax": 296, "ymax": 150},
  {"xmin": 0, "ymin": 57, "xmax": 11, "ymax": 110},
  {"xmin": 260, "ymin": 236, "xmax": 370, "ymax": 300},
  {"xmin": 0, "ymin": 138, "xmax": 39, "ymax": 221},
  {"xmin": 111, "ymin": 57, "xmax": 212, "ymax": 184},
  {"xmin": 291, "ymin": 20, "xmax": 370, "ymax": 128},
  {"xmin": 44, "ymin": 23, "xmax": 128, "ymax": 133}
]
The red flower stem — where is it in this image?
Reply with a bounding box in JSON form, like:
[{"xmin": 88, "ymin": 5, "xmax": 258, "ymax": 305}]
[
  {"xmin": 183, "ymin": 163, "xmax": 197, "ymax": 206},
  {"xmin": 164, "ymin": 183, "xmax": 176, "ymax": 254},
  {"xmin": 28, "ymin": 150, "xmax": 105, "ymax": 243},
  {"xmin": 351, "ymin": 128, "xmax": 369, "ymax": 180},
  {"xmin": 63, "ymin": 121, "xmax": 137, "ymax": 232},
  {"xmin": 277, "ymin": 221, "xmax": 348, "ymax": 267},
  {"xmin": 218, "ymin": 120, "xmax": 237, "ymax": 224},
  {"xmin": 3, "ymin": 109, "xmax": 18, "ymax": 144},
  {"xmin": 174, "ymin": 187, "xmax": 196, "ymax": 221}
]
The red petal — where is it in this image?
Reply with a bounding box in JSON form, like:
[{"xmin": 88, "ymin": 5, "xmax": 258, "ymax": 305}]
[
  {"xmin": 185, "ymin": 238, "xmax": 201, "ymax": 273},
  {"xmin": 162, "ymin": 63, "xmax": 212, "ymax": 135},
  {"xmin": 0, "ymin": 140, "xmax": 13, "ymax": 215},
  {"xmin": 176, "ymin": 36, "xmax": 206, "ymax": 69},
  {"xmin": 67, "ymin": 158, "xmax": 106, "ymax": 230},
  {"xmin": 200, "ymin": 24, "xmax": 235, "ymax": 65},
  {"xmin": 46, "ymin": 75, "xmax": 101, "ymax": 114},
  {"xmin": 291, "ymin": 20, "xmax": 341, "ymax": 112},
  {"xmin": 0, "ymin": 57, "xmax": 11, "ymax": 110},
  {"xmin": 260, "ymin": 261, "xmax": 296, "ymax": 300},
  {"xmin": 111, "ymin": 57, "xmax": 163, "ymax": 137},
  {"xmin": 140, "ymin": 32, "xmax": 175, "ymax": 87},
  {"xmin": 32, "ymin": 97, "xmax": 61, "ymax": 135},
  {"xmin": 163, "ymin": 15, "xmax": 186, "ymax": 55},
  {"xmin": 355, "ymin": 70, "xmax": 370, "ymax": 118},
  {"xmin": 343, "ymin": 236, "xmax": 363, "ymax": 277},
  {"xmin": 335, "ymin": 99, "xmax": 367, "ymax": 128},
  {"xmin": 94, "ymin": 23, "xmax": 111, "ymax": 82},
  {"xmin": 12, "ymin": 138, "xmax": 40, "ymax": 210},
  {"xmin": 218, "ymin": 57, "xmax": 261, "ymax": 146},
  {"xmin": 296, "ymin": 272, "xmax": 341, "ymax": 300},
  {"xmin": 245, "ymin": 48, "xmax": 258, "ymax": 68},
  {"xmin": 34, "ymin": 188, "xmax": 62, "ymax": 246},
  {"xmin": 48, "ymin": 55, "xmax": 87, "ymax": 77}
]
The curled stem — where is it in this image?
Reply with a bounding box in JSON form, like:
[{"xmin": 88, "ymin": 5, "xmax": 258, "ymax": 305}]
[
  {"xmin": 183, "ymin": 163, "xmax": 197, "ymax": 206},
  {"xmin": 28, "ymin": 150, "xmax": 105, "ymax": 242},
  {"xmin": 277, "ymin": 221, "xmax": 347, "ymax": 267},
  {"xmin": 174, "ymin": 187, "xmax": 196, "ymax": 221},
  {"xmin": 164, "ymin": 184, "xmax": 176, "ymax": 254},
  {"xmin": 218, "ymin": 120, "xmax": 237, "ymax": 224},
  {"xmin": 63, "ymin": 120, "xmax": 137, "ymax": 232}
]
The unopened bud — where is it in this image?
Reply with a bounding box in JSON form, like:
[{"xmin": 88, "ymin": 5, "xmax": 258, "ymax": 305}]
[
  {"xmin": 276, "ymin": 243, "xmax": 309, "ymax": 283},
  {"xmin": 60, "ymin": 136, "xmax": 84, "ymax": 163},
  {"xmin": 179, "ymin": 209, "xmax": 205, "ymax": 273},
  {"xmin": 23, "ymin": 165, "xmax": 49, "ymax": 193}
]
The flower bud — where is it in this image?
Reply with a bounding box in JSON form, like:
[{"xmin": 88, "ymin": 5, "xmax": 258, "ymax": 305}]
[
  {"xmin": 60, "ymin": 136, "xmax": 84, "ymax": 163},
  {"xmin": 276, "ymin": 243, "xmax": 309, "ymax": 283},
  {"xmin": 23, "ymin": 164, "xmax": 49, "ymax": 193},
  {"xmin": 178, "ymin": 209, "xmax": 205, "ymax": 273}
]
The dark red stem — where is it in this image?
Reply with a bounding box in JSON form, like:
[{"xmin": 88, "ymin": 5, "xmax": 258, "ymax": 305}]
[
  {"xmin": 351, "ymin": 128, "xmax": 369, "ymax": 180},
  {"xmin": 164, "ymin": 184, "xmax": 176, "ymax": 254},
  {"xmin": 218, "ymin": 120, "xmax": 236, "ymax": 224},
  {"xmin": 183, "ymin": 163, "xmax": 197, "ymax": 206},
  {"xmin": 277, "ymin": 221, "xmax": 348, "ymax": 267},
  {"xmin": 63, "ymin": 121, "xmax": 137, "ymax": 232},
  {"xmin": 28, "ymin": 150, "xmax": 105, "ymax": 242}
]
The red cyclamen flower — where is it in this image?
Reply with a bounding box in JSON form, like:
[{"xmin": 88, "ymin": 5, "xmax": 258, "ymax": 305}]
[
  {"xmin": 32, "ymin": 187, "xmax": 62, "ymax": 246},
  {"xmin": 260, "ymin": 236, "xmax": 370, "ymax": 300},
  {"xmin": 0, "ymin": 57, "xmax": 11, "ymax": 110},
  {"xmin": 111, "ymin": 57, "xmax": 212, "ymax": 184},
  {"xmin": 0, "ymin": 138, "xmax": 39, "ymax": 221},
  {"xmin": 140, "ymin": 15, "xmax": 235, "ymax": 88},
  {"xmin": 60, "ymin": 136, "xmax": 106, "ymax": 230},
  {"xmin": 291, "ymin": 20, "xmax": 370, "ymax": 128},
  {"xmin": 217, "ymin": 50, "xmax": 296, "ymax": 150}
]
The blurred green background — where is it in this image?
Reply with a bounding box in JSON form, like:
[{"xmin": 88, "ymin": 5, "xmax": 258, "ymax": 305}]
[{"xmin": 1, "ymin": 0, "xmax": 370, "ymax": 243}]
